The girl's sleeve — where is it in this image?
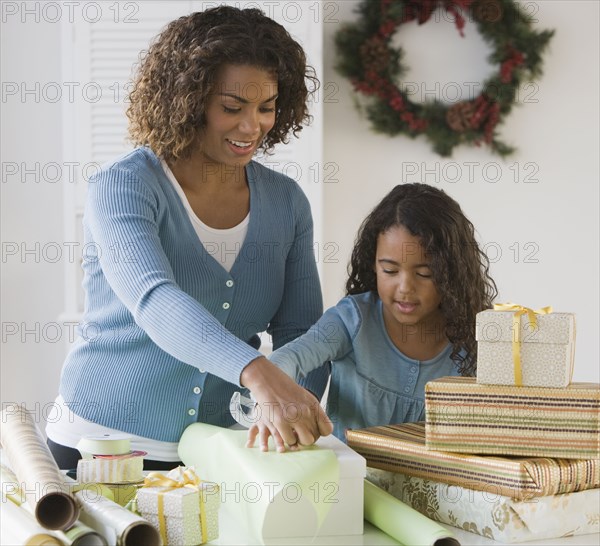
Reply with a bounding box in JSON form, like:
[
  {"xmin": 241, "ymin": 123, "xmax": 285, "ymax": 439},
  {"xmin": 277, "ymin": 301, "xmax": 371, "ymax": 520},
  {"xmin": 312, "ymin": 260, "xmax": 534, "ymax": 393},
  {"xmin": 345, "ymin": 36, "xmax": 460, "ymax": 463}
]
[
  {"xmin": 265, "ymin": 188, "xmax": 329, "ymax": 397},
  {"xmin": 269, "ymin": 299, "xmax": 356, "ymax": 386},
  {"xmin": 86, "ymin": 166, "xmax": 260, "ymax": 386}
]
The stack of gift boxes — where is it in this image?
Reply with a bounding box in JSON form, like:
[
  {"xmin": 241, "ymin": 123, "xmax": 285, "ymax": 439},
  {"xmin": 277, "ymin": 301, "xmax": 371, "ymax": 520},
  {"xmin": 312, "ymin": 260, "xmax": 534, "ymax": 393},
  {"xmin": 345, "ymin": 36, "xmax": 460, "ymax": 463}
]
[
  {"xmin": 73, "ymin": 436, "xmax": 220, "ymax": 545},
  {"xmin": 347, "ymin": 304, "xmax": 600, "ymax": 543}
]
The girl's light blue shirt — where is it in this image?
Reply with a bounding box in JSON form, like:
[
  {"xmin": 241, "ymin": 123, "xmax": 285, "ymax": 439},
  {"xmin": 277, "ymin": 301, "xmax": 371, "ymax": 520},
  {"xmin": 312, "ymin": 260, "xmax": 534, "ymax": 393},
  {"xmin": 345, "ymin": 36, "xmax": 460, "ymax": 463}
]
[{"xmin": 269, "ymin": 291, "xmax": 460, "ymax": 441}]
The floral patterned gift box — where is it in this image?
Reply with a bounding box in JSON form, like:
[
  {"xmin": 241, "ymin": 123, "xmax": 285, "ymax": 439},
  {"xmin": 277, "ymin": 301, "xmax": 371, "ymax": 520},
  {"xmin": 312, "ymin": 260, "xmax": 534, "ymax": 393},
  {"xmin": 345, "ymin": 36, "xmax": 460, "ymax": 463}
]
[
  {"xmin": 367, "ymin": 467, "xmax": 600, "ymax": 544},
  {"xmin": 476, "ymin": 305, "xmax": 575, "ymax": 388}
]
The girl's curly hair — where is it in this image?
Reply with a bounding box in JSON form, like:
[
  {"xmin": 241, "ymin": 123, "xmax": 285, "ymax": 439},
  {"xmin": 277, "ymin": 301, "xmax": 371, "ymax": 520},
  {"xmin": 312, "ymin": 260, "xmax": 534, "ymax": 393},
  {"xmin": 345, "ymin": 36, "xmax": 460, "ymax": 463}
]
[
  {"xmin": 346, "ymin": 183, "xmax": 497, "ymax": 376},
  {"xmin": 126, "ymin": 6, "xmax": 318, "ymax": 162}
]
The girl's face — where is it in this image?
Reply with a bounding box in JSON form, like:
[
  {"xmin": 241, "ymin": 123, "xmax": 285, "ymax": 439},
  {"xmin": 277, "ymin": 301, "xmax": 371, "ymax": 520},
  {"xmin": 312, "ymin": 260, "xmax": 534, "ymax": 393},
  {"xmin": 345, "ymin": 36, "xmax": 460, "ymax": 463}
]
[
  {"xmin": 375, "ymin": 225, "xmax": 443, "ymax": 330},
  {"xmin": 196, "ymin": 64, "xmax": 278, "ymax": 168}
]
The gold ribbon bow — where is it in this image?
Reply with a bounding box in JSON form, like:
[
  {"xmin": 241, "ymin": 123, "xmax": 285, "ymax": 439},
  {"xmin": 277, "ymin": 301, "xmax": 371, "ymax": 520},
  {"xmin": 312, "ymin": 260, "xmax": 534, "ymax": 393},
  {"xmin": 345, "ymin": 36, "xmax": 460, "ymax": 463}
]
[
  {"xmin": 492, "ymin": 303, "xmax": 553, "ymax": 386},
  {"xmin": 143, "ymin": 467, "xmax": 208, "ymax": 544}
]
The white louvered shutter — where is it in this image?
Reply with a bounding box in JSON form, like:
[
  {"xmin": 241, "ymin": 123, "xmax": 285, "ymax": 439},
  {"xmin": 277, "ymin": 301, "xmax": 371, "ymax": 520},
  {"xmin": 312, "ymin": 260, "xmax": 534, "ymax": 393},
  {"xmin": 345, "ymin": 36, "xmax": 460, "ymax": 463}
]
[{"xmin": 61, "ymin": 1, "xmax": 323, "ymax": 321}]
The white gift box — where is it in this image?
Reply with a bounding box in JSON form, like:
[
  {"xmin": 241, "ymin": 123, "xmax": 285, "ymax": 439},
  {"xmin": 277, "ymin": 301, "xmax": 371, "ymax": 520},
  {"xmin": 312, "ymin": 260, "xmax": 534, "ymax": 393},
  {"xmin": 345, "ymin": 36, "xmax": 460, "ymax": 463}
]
[
  {"xmin": 136, "ymin": 477, "xmax": 220, "ymax": 545},
  {"xmin": 263, "ymin": 434, "xmax": 366, "ymax": 538},
  {"xmin": 179, "ymin": 424, "xmax": 366, "ymax": 541},
  {"xmin": 476, "ymin": 309, "xmax": 576, "ymax": 387}
]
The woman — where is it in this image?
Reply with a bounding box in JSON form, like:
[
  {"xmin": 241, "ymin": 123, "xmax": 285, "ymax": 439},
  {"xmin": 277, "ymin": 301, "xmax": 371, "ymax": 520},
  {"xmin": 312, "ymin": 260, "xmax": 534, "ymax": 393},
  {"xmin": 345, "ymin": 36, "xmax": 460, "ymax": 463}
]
[{"xmin": 47, "ymin": 6, "xmax": 332, "ymax": 469}]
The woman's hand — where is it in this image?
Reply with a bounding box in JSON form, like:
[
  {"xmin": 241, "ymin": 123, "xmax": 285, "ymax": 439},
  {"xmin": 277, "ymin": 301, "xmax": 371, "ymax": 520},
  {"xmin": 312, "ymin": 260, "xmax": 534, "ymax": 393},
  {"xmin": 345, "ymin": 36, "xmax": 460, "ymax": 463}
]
[{"xmin": 240, "ymin": 356, "xmax": 333, "ymax": 452}]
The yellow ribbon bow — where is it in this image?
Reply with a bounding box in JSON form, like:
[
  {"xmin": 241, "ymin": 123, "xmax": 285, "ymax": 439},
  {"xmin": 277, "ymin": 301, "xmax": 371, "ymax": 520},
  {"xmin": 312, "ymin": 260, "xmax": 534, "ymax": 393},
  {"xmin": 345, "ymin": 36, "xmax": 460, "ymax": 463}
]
[
  {"xmin": 143, "ymin": 466, "xmax": 208, "ymax": 544},
  {"xmin": 492, "ymin": 303, "xmax": 553, "ymax": 386}
]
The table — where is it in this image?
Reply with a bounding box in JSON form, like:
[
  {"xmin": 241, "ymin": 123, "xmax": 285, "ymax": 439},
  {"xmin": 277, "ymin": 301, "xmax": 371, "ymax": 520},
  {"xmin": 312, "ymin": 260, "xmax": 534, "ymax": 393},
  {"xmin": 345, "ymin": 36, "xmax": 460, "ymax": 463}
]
[
  {"xmin": 1, "ymin": 449, "xmax": 597, "ymax": 546},
  {"xmin": 214, "ymin": 520, "xmax": 600, "ymax": 545}
]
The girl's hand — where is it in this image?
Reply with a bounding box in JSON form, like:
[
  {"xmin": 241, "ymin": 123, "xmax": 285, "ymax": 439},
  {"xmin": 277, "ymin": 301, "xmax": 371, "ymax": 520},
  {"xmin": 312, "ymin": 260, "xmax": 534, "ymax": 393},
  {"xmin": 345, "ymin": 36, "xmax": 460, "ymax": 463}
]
[
  {"xmin": 245, "ymin": 420, "xmax": 300, "ymax": 453},
  {"xmin": 240, "ymin": 356, "xmax": 333, "ymax": 452}
]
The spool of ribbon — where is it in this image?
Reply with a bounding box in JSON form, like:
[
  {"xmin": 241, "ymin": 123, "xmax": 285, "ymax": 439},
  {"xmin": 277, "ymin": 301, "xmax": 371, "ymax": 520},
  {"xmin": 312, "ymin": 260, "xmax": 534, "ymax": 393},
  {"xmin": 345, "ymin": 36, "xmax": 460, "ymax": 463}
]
[
  {"xmin": 492, "ymin": 302, "xmax": 553, "ymax": 386},
  {"xmin": 76, "ymin": 434, "xmax": 132, "ymax": 459},
  {"xmin": 142, "ymin": 467, "xmax": 209, "ymax": 544}
]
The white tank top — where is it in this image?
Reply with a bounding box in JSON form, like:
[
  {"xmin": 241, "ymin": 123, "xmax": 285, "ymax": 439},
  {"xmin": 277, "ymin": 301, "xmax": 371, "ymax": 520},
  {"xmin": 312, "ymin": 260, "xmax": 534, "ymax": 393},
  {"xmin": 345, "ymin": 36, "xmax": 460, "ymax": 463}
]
[{"xmin": 161, "ymin": 159, "xmax": 249, "ymax": 273}]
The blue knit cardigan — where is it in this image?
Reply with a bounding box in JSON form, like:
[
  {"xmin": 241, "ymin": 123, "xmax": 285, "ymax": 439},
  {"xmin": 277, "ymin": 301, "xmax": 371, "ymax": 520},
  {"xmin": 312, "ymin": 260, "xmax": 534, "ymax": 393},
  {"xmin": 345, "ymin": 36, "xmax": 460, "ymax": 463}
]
[{"xmin": 59, "ymin": 147, "xmax": 327, "ymax": 442}]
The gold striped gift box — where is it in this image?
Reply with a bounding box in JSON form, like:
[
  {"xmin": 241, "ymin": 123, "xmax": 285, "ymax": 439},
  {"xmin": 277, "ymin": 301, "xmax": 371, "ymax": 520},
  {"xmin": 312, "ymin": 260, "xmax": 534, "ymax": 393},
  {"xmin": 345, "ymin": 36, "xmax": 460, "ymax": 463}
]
[
  {"xmin": 345, "ymin": 422, "xmax": 599, "ymax": 500},
  {"xmin": 424, "ymin": 376, "xmax": 600, "ymax": 459}
]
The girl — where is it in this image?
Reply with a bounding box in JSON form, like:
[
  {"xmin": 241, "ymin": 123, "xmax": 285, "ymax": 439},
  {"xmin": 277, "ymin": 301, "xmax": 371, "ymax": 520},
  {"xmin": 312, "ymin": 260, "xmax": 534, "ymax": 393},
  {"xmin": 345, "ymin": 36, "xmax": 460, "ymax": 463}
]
[{"xmin": 248, "ymin": 183, "xmax": 498, "ymax": 444}]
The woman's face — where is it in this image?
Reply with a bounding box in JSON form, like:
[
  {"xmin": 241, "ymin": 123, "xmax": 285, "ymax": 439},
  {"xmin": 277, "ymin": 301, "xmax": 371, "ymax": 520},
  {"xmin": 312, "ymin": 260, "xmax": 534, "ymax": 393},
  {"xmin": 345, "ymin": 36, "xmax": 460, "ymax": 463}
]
[{"xmin": 196, "ymin": 64, "xmax": 278, "ymax": 168}]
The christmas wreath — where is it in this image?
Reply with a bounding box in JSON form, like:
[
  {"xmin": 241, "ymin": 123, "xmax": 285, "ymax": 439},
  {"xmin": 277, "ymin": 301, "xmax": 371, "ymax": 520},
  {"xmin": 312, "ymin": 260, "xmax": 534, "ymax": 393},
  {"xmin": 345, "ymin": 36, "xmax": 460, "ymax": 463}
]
[{"xmin": 335, "ymin": 0, "xmax": 554, "ymax": 156}]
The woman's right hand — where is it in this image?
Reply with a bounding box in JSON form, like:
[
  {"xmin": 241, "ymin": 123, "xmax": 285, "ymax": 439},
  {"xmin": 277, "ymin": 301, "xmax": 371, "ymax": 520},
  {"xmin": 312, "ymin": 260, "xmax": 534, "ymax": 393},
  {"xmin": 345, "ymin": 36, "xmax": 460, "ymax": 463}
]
[{"xmin": 240, "ymin": 356, "xmax": 333, "ymax": 452}]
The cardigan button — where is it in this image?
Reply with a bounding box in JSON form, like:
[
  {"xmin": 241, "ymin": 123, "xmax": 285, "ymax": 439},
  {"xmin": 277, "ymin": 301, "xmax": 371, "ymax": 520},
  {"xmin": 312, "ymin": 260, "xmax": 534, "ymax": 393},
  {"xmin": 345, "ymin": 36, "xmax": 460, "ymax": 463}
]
[
  {"xmin": 226, "ymin": 280, "xmax": 234, "ymax": 287},
  {"xmin": 222, "ymin": 302, "xmax": 230, "ymax": 310},
  {"xmin": 188, "ymin": 409, "xmax": 196, "ymax": 416},
  {"xmin": 193, "ymin": 386, "xmax": 201, "ymax": 394}
]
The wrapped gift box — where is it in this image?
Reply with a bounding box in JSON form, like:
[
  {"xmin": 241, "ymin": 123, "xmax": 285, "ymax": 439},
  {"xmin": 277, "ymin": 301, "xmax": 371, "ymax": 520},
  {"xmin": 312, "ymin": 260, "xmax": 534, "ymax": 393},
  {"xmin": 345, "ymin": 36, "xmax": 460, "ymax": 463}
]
[
  {"xmin": 178, "ymin": 424, "xmax": 366, "ymax": 540},
  {"xmin": 136, "ymin": 469, "xmax": 220, "ymax": 545},
  {"xmin": 306, "ymin": 433, "xmax": 366, "ymax": 537},
  {"xmin": 425, "ymin": 376, "xmax": 600, "ymax": 459},
  {"xmin": 76, "ymin": 451, "xmax": 145, "ymax": 484},
  {"xmin": 367, "ymin": 467, "xmax": 600, "ymax": 544},
  {"xmin": 345, "ymin": 421, "xmax": 600, "ymax": 500},
  {"xmin": 476, "ymin": 308, "xmax": 575, "ymax": 387}
]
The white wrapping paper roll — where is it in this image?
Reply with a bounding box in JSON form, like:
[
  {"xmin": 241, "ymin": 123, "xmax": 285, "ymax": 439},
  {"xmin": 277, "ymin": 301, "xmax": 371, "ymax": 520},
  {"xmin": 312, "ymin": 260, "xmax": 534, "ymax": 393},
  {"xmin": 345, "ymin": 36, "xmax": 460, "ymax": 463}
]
[
  {"xmin": 0, "ymin": 499, "xmax": 62, "ymax": 545},
  {"xmin": 57, "ymin": 521, "xmax": 109, "ymax": 546},
  {"xmin": 0, "ymin": 404, "xmax": 79, "ymax": 530},
  {"xmin": 75, "ymin": 490, "xmax": 161, "ymax": 546},
  {"xmin": 1, "ymin": 464, "xmax": 108, "ymax": 546}
]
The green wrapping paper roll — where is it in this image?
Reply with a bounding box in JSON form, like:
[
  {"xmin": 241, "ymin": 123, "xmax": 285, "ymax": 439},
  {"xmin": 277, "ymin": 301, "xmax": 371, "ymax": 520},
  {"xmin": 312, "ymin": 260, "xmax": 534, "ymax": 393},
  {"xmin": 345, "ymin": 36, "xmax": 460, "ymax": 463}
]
[{"xmin": 364, "ymin": 480, "xmax": 460, "ymax": 546}]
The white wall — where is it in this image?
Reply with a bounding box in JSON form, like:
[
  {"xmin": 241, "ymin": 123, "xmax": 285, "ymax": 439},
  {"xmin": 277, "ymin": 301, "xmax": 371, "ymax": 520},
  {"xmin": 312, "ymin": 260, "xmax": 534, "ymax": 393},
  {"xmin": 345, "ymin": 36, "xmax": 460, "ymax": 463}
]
[
  {"xmin": 321, "ymin": 0, "xmax": 599, "ymax": 383},
  {"xmin": 1, "ymin": 13, "xmax": 65, "ymax": 414},
  {"xmin": 1, "ymin": 0, "xmax": 598, "ymax": 418}
]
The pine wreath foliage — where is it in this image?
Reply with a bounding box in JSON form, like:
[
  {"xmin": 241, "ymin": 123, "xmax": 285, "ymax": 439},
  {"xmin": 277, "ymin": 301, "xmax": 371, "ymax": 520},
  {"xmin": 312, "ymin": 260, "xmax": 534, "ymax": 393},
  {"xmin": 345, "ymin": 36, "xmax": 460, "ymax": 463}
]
[{"xmin": 334, "ymin": 0, "xmax": 554, "ymax": 156}]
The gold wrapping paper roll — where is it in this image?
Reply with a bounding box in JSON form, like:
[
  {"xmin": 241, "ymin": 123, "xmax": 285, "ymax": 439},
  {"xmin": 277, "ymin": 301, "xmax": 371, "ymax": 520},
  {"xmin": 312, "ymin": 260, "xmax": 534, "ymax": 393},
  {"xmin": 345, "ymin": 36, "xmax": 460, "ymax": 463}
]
[{"xmin": 0, "ymin": 404, "xmax": 79, "ymax": 530}]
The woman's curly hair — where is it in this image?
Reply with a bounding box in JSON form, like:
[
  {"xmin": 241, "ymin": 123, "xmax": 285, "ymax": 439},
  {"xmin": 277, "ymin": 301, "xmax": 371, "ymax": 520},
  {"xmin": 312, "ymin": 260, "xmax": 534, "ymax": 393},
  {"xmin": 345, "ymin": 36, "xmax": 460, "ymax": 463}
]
[
  {"xmin": 126, "ymin": 6, "xmax": 318, "ymax": 162},
  {"xmin": 346, "ymin": 183, "xmax": 498, "ymax": 376}
]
